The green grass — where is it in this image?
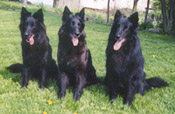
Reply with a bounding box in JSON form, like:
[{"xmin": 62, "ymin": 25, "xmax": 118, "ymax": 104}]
[{"xmin": 0, "ymin": 1, "xmax": 175, "ymax": 114}]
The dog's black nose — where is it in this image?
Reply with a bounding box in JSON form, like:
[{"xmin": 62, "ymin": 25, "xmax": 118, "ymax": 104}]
[
  {"xmin": 24, "ymin": 32, "xmax": 29, "ymax": 37},
  {"xmin": 75, "ymin": 33, "xmax": 80, "ymax": 37},
  {"xmin": 116, "ymin": 35, "xmax": 121, "ymax": 38}
]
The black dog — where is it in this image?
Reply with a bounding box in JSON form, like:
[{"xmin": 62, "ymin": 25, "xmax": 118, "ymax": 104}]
[
  {"xmin": 104, "ymin": 10, "xmax": 168, "ymax": 106},
  {"xmin": 7, "ymin": 7, "xmax": 57, "ymax": 89},
  {"xmin": 57, "ymin": 6, "xmax": 98, "ymax": 101}
]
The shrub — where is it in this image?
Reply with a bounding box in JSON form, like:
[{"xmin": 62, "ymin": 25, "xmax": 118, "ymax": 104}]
[{"xmin": 139, "ymin": 21, "xmax": 154, "ymax": 30}]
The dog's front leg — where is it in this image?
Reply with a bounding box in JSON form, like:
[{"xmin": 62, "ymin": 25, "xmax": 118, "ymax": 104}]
[
  {"xmin": 74, "ymin": 71, "xmax": 85, "ymax": 101},
  {"xmin": 124, "ymin": 81, "xmax": 136, "ymax": 106},
  {"xmin": 40, "ymin": 68, "xmax": 46, "ymax": 89},
  {"xmin": 58, "ymin": 71, "xmax": 69, "ymax": 99},
  {"xmin": 109, "ymin": 75, "xmax": 118, "ymax": 103},
  {"xmin": 22, "ymin": 65, "xmax": 30, "ymax": 88}
]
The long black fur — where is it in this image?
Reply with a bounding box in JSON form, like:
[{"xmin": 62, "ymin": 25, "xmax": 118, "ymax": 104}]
[
  {"xmin": 104, "ymin": 10, "xmax": 168, "ymax": 106},
  {"xmin": 57, "ymin": 6, "xmax": 98, "ymax": 101},
  {"xmin": 7, "ymin": 7, "xmax": 58, "ymax": 89},
  {"xmin": 7, "ymin": 63, "xmax": 23, "ymax": 73}
]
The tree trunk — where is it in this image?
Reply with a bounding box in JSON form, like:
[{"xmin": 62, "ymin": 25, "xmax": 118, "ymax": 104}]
[
  {"xmin": 132, "ymin": 0, "xmax": 139, "ymax": 13},
  {"xmin": 53, "ymin": 0, "xmax": 59, "ymax": 8},
  {"xmin": 107, "ymin": 0, "xmax": 110, "ymax": 24},
  {"xmin": 167, "ymin": 0, "xmax": 174, "ymax": 32},
  {"xmin": 160, "ymin": 0, "xmax": 168, "ymax": 32},
  {"xmin": 144, "ymin": 0, "xmax": 150, "ymax": 22},
  {"xmin": 173, "ymin": 7, "xmax": 175, "ymax": 36},
  {"xmin": 21, "ymin": 0, "xmax": 27, "ymax": 5}
]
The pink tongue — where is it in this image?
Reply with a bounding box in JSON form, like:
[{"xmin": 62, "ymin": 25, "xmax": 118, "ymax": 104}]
[
  {"xmin": 28, "ymin": 35, "xmax": 34, "ymax": 45},
  {"xmin": 113, "ymin": 38, "xmax": 126, "ymax": 51},
  {"xmin": 72, "ymin": 37, "xmax": 79, "ymax": 46}
]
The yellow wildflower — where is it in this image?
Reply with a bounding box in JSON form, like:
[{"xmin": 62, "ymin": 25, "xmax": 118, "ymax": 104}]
[
  {"xmin": 48, "ymin": 100, "xmax": 52, "ymax": 105},
  {"xmin": 43, "ymin": 111, "xmax": 47, "ymax": 114},
  {"xmin": 74, "ymin": 113, "xmax": 77, "ymax": 114}
]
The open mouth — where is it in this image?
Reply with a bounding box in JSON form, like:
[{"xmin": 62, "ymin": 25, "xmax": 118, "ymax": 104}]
[
  {"xmin": 70, "ymin": 34, "xmax": 80, "ymax": 46},
  {"xmin": 26, "ymin": 34, "xmax": 34, "ymax": 45},
  {"xmin": 113, "ymin": 37, "xmax": 126, "ymax": 51}
]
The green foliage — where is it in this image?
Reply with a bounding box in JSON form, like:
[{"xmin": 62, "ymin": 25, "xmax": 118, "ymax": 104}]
[
  {"xmin": 152, "ymin": 0, "xmax": 175, "ymax": 32},
  {"xmin": 37, "ymin": 3, "xmax": 46, "ymax": 10},
  {"xmin": 152, "ymin": 0, "xmax": 161, "ymax": 13},
  {"xmin": 53, "ymin": 7, "xmax": 63, "ymax": 14},
  {"xmin": 53, "ymin": 7, "xmax": 113, "ymax": 24},
  {"xmin": 152, "ymin": 0, "xmax": 170, "ymax": 14},
  {"xmin": 0, "ymin": 1, "xmax": 175, "ymax": 114},
  {"xmin": 139, "ymin": 21, "xmax": 154, "ymax": 30}
]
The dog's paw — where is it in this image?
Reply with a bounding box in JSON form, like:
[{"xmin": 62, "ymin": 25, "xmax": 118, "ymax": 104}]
[
  {"xmin": 58, "ymin": 91, "xmax": 66, "ymax": 99},
  {"xmin": 110, "ymin": 97, "xmax": 116, "ymax": 104},
  {"xmin": 39, "ymin": 84, "xmax": 45, "ymax": 90},
  {"xmin": 110, "ymin": 94, "xmax": 117, "ymax": 103},
  {"xmin": 74, "ymin": 91, "xmax": 82, "ymax": 101},
  {"xmin": 21, "ymin": 83, "xmax": 28, "ymax": 88},
  {"xmin": 110, "ymin": 98, "xmax": 115, "ymax": 104},
  {"xmin": 124, "ymin": 100, "xmax": 131, "ymax": 106}
]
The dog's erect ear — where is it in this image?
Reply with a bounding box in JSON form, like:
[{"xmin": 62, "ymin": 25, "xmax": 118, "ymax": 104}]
[
  {"xmin": 62, "ymin": 6, "xmax": 71, "ymax": 21},
  {"xmin": 129, "ymin": 12, "xmax": 139, "ymax": 27},
  {"xmin": 21, "ymin": 7, "xmax": 31, "ymax": 20},
  {"xmin": 33, "ymin": 9, "xmax": 44, "ymax": 23},
  {"xmin": 79, "ymin": 8, "xmax": 85, "ymax": 20},
  {"xmin": 114, "ymin": 10, "xmax": 121, "ymax": 20}
]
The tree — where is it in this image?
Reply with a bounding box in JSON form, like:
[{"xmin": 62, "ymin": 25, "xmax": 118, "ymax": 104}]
[
  {"xmin": 167, "ymin": 0, "xmax": 174, "ymax": 32},
  {"xmin": 160, "ymin": 0, "xmax": 168, "ymax": 32},
  {"xmin": 132, "ymin": 0, "xmax": 139, "ymax": 13},
  {"xmin": 144, "ymin": 0, "xmax": 150, "ymax": 22},
  {"xmin": 107, "ymin": 0, "xmax": 110, "ymax": 24},
  {"xmin": 160, "ymin": 0, "xmax": 175, "ymax": 33},
  {"xmin": 53, "ymin": 0, "xmax": 59, "ymax": 8},
  {"xmin": 21, "ymin": 0, "xmax": 27, "ymax": 5}
]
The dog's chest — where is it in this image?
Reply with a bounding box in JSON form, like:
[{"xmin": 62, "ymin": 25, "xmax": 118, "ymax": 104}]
[
  {"xmin": 111, "ymin": 53, "xmax": 125, "ymax": 65},
  {"xmin": 58, "ymin": 49, "xmax": 87, "ymax": 69},
  {"xmin": 23, "ymin": 46, "xmax": 48, "ymax": 65},
  {"xmin": 110, "ymin": 51, "xmax": 141, "ymax": 77},
  {"xmin": 110, "ymin": 53, "xmax": 130, "ymax": 72}
]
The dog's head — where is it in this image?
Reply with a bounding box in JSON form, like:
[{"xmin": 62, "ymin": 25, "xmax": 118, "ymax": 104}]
[
  {"xmin": 19, "ymin": 7, "xmax": 45, "ymax": 45},
  {"xmin": 61, "ymin": 6, "xmax": 85, "ymax": 46},
  {"xmin": 110, "ymin": 10, "xmax": 138, "ymax": 51}
]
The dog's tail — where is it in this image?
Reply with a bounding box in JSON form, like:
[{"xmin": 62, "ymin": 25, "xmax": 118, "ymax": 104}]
[
  {"xmin": 6, "ymin": 63, "xmax": 23, "ymax": 73},
  {"xmin": 144, "ymin": 77, "xmax": 168, "ymax": 91}
]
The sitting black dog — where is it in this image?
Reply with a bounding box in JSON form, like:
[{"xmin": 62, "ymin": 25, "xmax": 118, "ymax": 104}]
[
  {"xmin": 104, "ymin": 10, "xmax": 168, "ymax": 105},
  {"xmin": 7, "ymin": 7, "xmax": 58, "ymax": 89},
  {"xmin": 57, "ymin": 6, "xmax": 98, "ymax": 101}
]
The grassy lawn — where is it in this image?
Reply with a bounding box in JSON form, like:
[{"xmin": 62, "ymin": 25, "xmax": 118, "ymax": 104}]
[{"xmin": 0, "ymin": 1, "xmax": 175, "ymax": 114}]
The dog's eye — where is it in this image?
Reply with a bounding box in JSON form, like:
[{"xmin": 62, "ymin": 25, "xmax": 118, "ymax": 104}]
[
  {"xmin": 72, "ymin": 21, "xmax": 75, "ymax": 25},
  {"xmin": 124, "ymin": 25, "xmax": 128, "ymax": 29},
  {"xmin": 78, "ymin": 23, "xmax": 81, "ymax": 26}
]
